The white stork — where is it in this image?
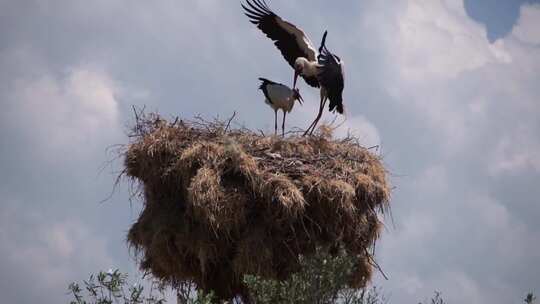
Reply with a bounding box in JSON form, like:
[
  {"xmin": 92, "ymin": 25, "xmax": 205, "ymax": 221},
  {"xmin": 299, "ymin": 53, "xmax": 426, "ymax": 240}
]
[
  {"xmin": 242, "ymin": 0, "xmax": 345, "ymax": 136},
  {"xmin": 259, "ymin": 77, "xmax": 304, "ymax": 136}
]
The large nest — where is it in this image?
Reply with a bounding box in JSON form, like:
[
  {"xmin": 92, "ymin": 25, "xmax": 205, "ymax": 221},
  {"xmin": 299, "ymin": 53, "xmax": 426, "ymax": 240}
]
[{"xmin": 124, "ymin": 113, "xmax": 390, "ymax": 302}]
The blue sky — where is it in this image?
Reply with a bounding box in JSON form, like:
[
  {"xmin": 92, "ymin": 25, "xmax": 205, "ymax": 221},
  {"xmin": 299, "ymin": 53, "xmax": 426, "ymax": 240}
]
[
  {"xmin": 1, "ymin": 0, "xmax": 539, "ymax": 303},
  {"xmin": 465, "ymin": 0, "xmax": 540, "ymax": 41}
]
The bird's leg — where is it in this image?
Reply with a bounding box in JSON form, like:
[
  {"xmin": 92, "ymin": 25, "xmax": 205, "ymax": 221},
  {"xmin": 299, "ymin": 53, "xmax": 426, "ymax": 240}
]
[
  {"xmin": 304, "ymin": 89, "xmax": 326, "ymax": 135},
  {"xmin": 303, "ymin": 101, "xmax": 323, "ymax": 136},
  {"xmin": 303, "ymin": 91, "xmax": 326, "ymax": 136},
  {"xmin": 304, "ymin": 115, "xmax": 317, "ymax": 136},
  {"xmin": 274, "ymin": 110, "xmax": 278, "ymax": 136},
  {"xmin": 282, "ymin": 111, "xmax": 286, "ymax": 137},
  {"xmin": 309, "ymin": 97, "xmax": 327, "ymax": 136}
]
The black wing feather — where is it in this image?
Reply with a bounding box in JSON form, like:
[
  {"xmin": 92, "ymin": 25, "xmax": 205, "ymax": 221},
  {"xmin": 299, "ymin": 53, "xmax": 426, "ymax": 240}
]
[
  {"xmin": 318, "ymin": 46, "xmax": 344, "ymax": 114},
  {"xmin": 258, "ymin": 77, "xmax": 277, "ymax": 102},
  {"xmin": 242, "ymin": 0, "xmax": 319, "ymax": 88}
]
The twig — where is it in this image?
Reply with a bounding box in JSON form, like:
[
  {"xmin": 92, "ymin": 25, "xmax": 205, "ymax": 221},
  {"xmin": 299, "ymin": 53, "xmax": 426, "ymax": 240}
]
[
  {"xmin": 331, "ymin": 114, "xmax": 347, "ymax": 131},
  {"xmin": 366, "ymin": 249, "xmax": 388, "ymax": 280},
  {"xmin": 328, "ymin": 115, "xmax": 339, "ymax": 127},
  {"xmin": 132, "ymin": 105, "xmax": 139, "ymax": 123},
  {"xmin": 225, "ymin": 111, "xmax": 237, "ymax": 133}
]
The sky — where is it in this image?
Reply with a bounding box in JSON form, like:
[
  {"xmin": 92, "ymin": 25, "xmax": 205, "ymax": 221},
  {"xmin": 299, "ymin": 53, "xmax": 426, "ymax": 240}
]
[{"xmin": 0, "ymin": 0, "xmax": 539, "ymax": 303}]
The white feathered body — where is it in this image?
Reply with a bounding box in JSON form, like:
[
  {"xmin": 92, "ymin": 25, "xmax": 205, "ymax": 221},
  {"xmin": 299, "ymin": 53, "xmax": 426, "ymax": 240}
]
[{"xmin": 264, "ymin": 83, "xmax": 297, "ymax": 113}]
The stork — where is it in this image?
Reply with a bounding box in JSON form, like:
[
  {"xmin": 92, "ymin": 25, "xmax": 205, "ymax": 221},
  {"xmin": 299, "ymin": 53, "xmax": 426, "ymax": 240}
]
[
  {"xmin": 259, "ymin": 77, "xmax": 304, "ymax": 136},
  {"xmin": 242, "ymin": 0, "xmax": 345, "ymax": 136}
]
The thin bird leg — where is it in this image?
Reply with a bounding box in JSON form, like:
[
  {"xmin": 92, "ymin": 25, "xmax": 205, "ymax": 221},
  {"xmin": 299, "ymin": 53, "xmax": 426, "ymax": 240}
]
[
  {"xmin": 309, "ymin": 97, "xmax": 327, "ymax": 136},
  {"xmin": 304, "ymin": 114, "xmax": 317, "ymax": 136},
  {"xmin": 274, "ymin": 110, "xmax": 278, "ymax": 136},
  {"xmin": 282, "ymin": 111, "xmax": 286, "ymax": 137},
  {"xmin": 303, "ymin": 100, "xmax": 323, "ymax": 136},
  {"xmin": 304, "ymin": 89, "xmax": 326, "ymax": 135},
  {"xmin": 303, "ymin": 92, "xmax": 326, "ymax": 136}
]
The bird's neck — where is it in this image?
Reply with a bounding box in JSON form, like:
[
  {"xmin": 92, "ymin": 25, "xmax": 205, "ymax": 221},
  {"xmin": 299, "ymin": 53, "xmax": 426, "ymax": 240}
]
[{"xmin": 302, "ymin": 60, "xmax": 320, "ymax": 77}]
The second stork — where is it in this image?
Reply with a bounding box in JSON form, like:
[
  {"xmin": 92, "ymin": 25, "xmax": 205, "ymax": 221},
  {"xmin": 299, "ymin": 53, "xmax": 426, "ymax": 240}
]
[{"xmin": 259, "ymin": 77, "xmax": 304, "ymax": 136}]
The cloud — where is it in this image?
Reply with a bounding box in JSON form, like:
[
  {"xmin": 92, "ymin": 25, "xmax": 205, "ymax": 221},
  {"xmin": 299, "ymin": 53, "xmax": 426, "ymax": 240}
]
[
  {"xmin": 16, "ymin": 67, "xmax": 118, "ymax": 135},
  {"xmin": 490, "ymin": 128, "xmax": 540, "ymax": 175},
  {"xmin": 1, "ymin": 55, "xmax": 121, "ymax": 161},
  {"xmin": 334, "ymin": 115, "xmax": 381, "ymax": 148},
  {"xmin": 366, "ymin": 1, "xmax": 540, "ymax": 303},
  {"xmin": 0, "ymin": 47, "xmax": 132, "ymax": 303},
  {"xmin": 376, "ymin": 0, "xmax": 518, "ymax": 151},
  {"xmin": 0, "ymin": 1, "xmax": 539, "ymax": 303},
  {"xmin": 393, "ymin": 0, "xmax": 493, "ymax": 80},
  {"xmin": 0, "ymin": 197, "xmax": 113, "ymax": 304},
  {"xmin": 512, "ymin": 4, "xmax": 540, "ymax": 45}
]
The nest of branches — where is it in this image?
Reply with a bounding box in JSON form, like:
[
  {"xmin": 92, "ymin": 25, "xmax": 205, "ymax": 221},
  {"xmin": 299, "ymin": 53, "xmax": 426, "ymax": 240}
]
[{"xmin": 123, "ymin": 112, "xmax": 391, "ymax": 302}]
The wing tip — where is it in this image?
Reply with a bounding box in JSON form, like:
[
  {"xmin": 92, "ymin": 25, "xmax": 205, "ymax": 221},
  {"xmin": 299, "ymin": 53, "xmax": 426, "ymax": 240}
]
[
  {"xmin": 252, "ymin": 0, "xmax": 272, "ymax": 13},
  {"xmin": 337, "ymin": 103, "xmax": 344, "ymax": 114},
  {"xmin": 258, "ymin": 77, "xmax": 273, "ymax": 85}
]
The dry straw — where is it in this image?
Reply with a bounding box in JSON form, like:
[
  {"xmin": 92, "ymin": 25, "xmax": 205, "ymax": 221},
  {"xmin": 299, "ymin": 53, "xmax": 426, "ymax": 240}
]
[{"xmin": 123, "ymin": 112, "xmax": 390, "ymax": 302}]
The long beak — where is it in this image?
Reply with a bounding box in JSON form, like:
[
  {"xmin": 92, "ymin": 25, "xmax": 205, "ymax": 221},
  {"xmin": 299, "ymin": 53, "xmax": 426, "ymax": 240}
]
[{"xmin": 293, "ymin": 70, "xmax": 299, "ymax": 89}]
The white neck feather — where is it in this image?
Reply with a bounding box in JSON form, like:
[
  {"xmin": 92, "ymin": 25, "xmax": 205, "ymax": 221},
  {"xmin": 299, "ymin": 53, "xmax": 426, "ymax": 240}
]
[
  {"xmin": 304, "ymin": 61, "xmax": 319, "ymax": 77},
  {"xmin": 296, "ymin": 57, "xmax": 320, "ymax": 77}
]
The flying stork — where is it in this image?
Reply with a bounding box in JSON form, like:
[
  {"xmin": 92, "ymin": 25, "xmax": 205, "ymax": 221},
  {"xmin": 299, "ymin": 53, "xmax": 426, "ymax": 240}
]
[
  {"xmin": 242, "ymin": 0, "xmax": 345, "ymax": 136},
  {"xmin": 258, "ymin": 77, "xmax": 304, "ymax": 136}
]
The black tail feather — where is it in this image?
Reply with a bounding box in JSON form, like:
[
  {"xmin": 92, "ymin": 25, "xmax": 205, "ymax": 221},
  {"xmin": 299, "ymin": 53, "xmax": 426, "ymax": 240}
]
[
  {"xmin": 258, "ymin": 77, "xmax": 276, "ymax": 87},
  {"xmin": 328, "ymin": 96, "xmax": 344, "ymax": 114},
  {"xmin": 319, "ymin": 30, "xmax": 328, "ymax": 55},
  {"xmin": 336, "ymin": 103, "xmax": 344, "ymax": 114}
]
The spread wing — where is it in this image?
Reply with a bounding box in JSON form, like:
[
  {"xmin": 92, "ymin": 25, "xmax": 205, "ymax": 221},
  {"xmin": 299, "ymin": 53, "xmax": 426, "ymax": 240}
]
[{"xmin": 242, "ymin": 0, "xmax": 319, "ymax": 87}]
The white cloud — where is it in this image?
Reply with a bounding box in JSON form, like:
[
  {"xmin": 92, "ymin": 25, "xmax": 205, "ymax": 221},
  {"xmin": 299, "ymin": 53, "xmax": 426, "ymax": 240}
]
[
  {"xmin": 1, "ymin": 0, "xmax": 540, "ymax": 303},
  {"xmin": 437, "ymin": 270, "xmax": 483, "ymax": 303},
  {"xmin": 5, "ymin": 64, "xmax": 121, "ymax": 159},
  {"xmin": 415, "ymin": 165, "xmax": 448, "ymax": 195},
  {"xmin": 377, "ymin": 174, "xmax": 538, "ymax": 303},
  {"xmin": 371, "ymin": 0, "xmax": 540, "ymax": 158},
  {"xmin": 379, "ymin": 0, "xmax": 501, "ymax": 149},
  {"xmin": 0, "ymin": 198, "xmax": 113, "ymax": 303},
  {"xmin": 365, "ymin": 1, "xmax": 540, "ymax": 294},
  {"xmin": 334, "ymin": 115, "xmax": 381, "ymax": 148},
  {"xmin": 512, "ymin": 4, "xmax": 540, "ymax": 45},
  {"xmin": 490, "ymin": 129, "xmax": 540, "ymax": 175},
  {"xmin": 392, "ymin": 0, "xmax": 507, "ymax": 82}
]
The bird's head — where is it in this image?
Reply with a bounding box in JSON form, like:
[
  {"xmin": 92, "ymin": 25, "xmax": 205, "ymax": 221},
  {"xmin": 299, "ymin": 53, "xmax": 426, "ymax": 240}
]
[
  {"xmin": 294, "ymin": 58, "xmax": 305, "ymax": 72},
  {"xmin": 292, "ymin": 88, "xmax": 304, "ymax": 105}
]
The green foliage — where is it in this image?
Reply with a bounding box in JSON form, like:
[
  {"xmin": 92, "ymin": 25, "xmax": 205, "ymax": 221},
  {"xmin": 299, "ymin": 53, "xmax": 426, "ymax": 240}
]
[
  {"xmin": 525, "ymin": 293, "xmax": 537, "ymax": 304},
  {"xmin": 68, "ymin": 269, "xmax": 166, "ymax": 304},
  {"xmin": 417, "ymin": 291, "xmax": 445, "ymax": 304},
  {"xmin": 67, "ymin": 270, "xmax": 214, "ymax": 304},
  {"xmin": 68, "ymin": 268, "xmax": 536, "ymax": 304},
  {"xmin": 243, "ymin": 249, "xmax": 387, "ymax": 304},
  {"xmin": 175, "ymin": 282, "xmax": 215, "ymax": 304}
]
